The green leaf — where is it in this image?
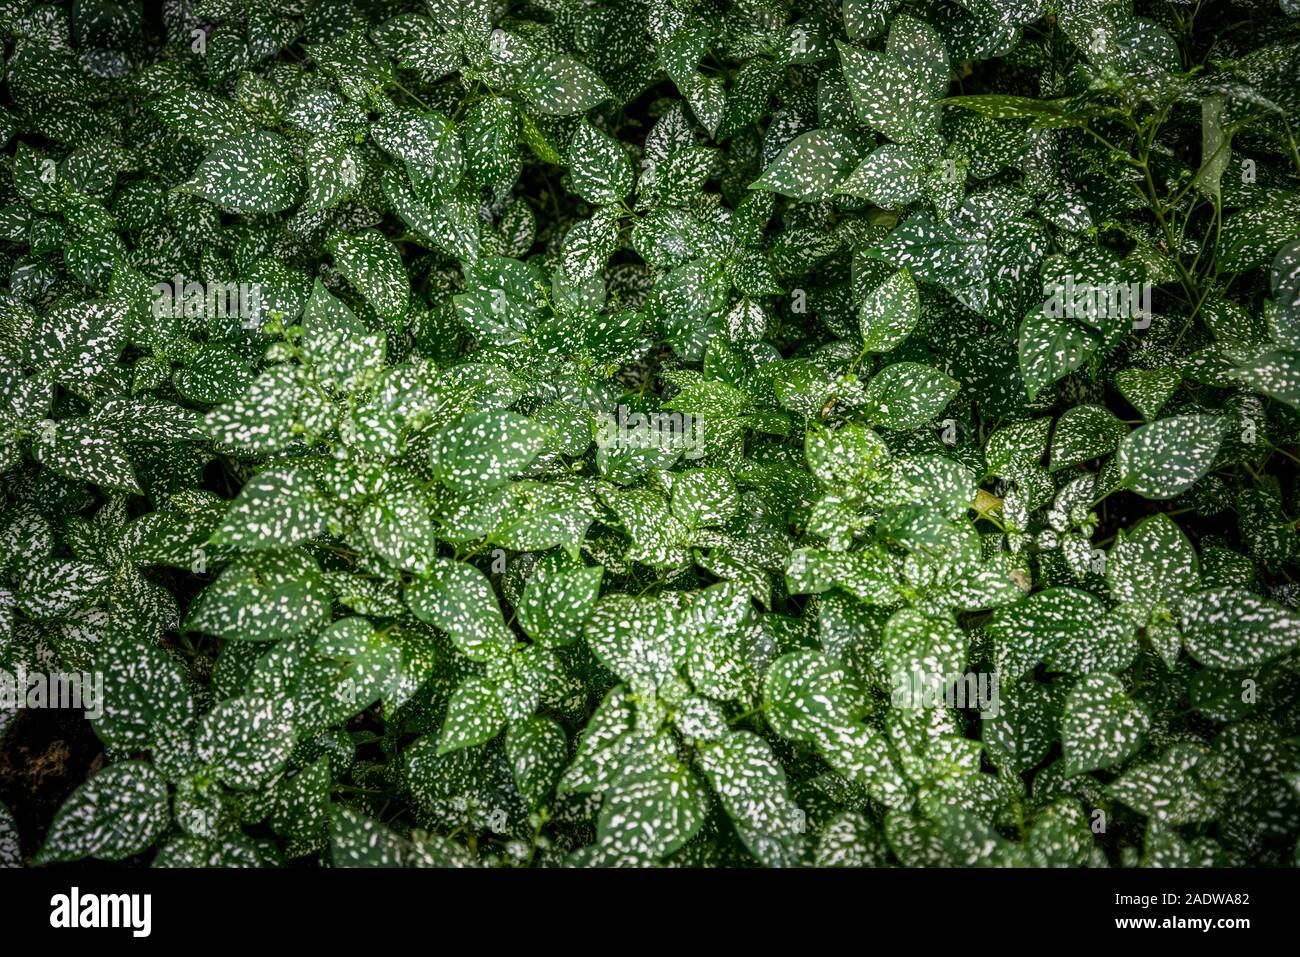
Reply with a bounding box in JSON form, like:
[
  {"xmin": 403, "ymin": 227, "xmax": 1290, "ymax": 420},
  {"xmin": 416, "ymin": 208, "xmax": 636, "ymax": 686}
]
[
  {"xmin": 186, "ymin": 551, "xmax": 330, "ymax": 642},
  {"xmin": 303, "ymin": 135, "xmax": 363, "ymax": 212},
  {"xmin": 331, "ymin": 807, "xmax": 471, "ymax": 868},
  {"xmin": 1272, "ymin": 239, "xmax": 1300, "ymax": 331},
  {"xmin": 670, "ymin": 469, "xmax": 739, "ymax": 527},
  {"xmin": 517, "ymin": 556, "xmax": 603, "ymax": 646},
  {"xmin": 506, "ymin": 717, "xmax": 568, "ymax": 808},
  {"xmin": 599, "ymin": 487, "xmax": 689, "ymax": 567},
  {"xmin": 1193, "ymin": 92, "xmax": 1230, "ymax": 203},
  {"xmin": 750, "ymin": 129, "xmax": 862, "ymax": 201},
  {"xmin": 521, "ymin": 57, "xmax": 611, "ymax": 116},
  {"xmin": 1050, "ymin": 405, "xmax": 1127, "ymax": 470},
  {"xmin": 205, "ymin": 367, "xmax": 315, "ymax": 455},
  {"xmin": 764, "ymin": 650, "xmax": 864, "ymax": 744},
  {"xmin": 568, "ymin": 121, "xmax": 634, "ymax": 205},
  {"xmin": 942, "ymin": 94, "xmax": 1074, "ymax": 123},
  {"xmin": 315, "ymin": 617, "xmax": 403, "ymax": 720},
  {"xmin": 1117, "ymin": 414, "xmax": 1228, "ymax": 500},
  {"xmin": 331, "ymin": 231, "xmax": 409, "ymax": 320},
  {"xmin": 985, "ymin": 417, "xmax": 1051, "ymax": 477},
  {"xmin": 590, "ymin": 746, "xmax": 707, "ymax": 864},
  {"xmin": 356, "ymin": 485, "xmax": 438, "ymax": 575},
  {"xmin": 34, "ymin": 762, "xmax": 170, "ymax": 864},
  {"xmin": 1230, "ymin": 349, "xmax": 1300, "ymax": 409},
  {"xmin": 805, "ymin": 423, "xmax": 889, "ymax": 485},
  {"xmin": 371, "ymin": 110, "xmax": 463, "ymax": 196},
  {"xmin": 303, "ymin": 328, "xmax": 386, "ymax": 393},
  {"xmin": 859, "ymin": 269, "xmax": 920, "ymax": 352},
  {"xmin": 881, "ymin": 609, "xmax": 967, "ymax": 682},
  {"xmin": 697, "ymin": 731, "xmax": 805, "ymax": 867},
  {"xmin": 838, "ymin": 144, "xmax": 926, "ymax": 207},
  {"xmin": 983, "ymin": 679, "xmax": 1057, "ymax": 774},
  {"xmin": 646, "ymin": 260, "xmax": 730, "ymax": 360},
  {"xmin": 1115, "ymin": 367, "xmax": 1180, "ymax": 421},
  {"xmin": 989, "ymin": 587, "xmax": 1138, "ymax": 677},
  {"xmin": 519, "ymin": 110, "xmax": 562, "ymax": 164},
  {"xmin": 148, "ymin": 89, "xmax": 255, "ymax": 148},
  {"xmin": 1176, "ymin": 587, "xmax": 1300, "ymax": 669},
  {"xmin": 560, "ymin": 686, "xmax": 636, "ymax": 794},
  {"xmin": 1219, "ymin": 193, "xmax": 1300, "ymax": 273},
  {"xmin": 34, "ymin": 418, "xmax": 139, "ymax": 492},
  {"xmin": 560, "ymin": 208, "xmax": 619, "ymax": 284},
  {"xmin": 1108, "ymin": 744, "xmax": 1220, "ymax": 825},
  {"xmin": 212, "ymin": 467, "xmax": 329, "ymax": 551},
  {"xmin": 406, "ymin": 557, "xmax": 512, "ymax": 661},
  {"xmin": 196, "ymin": 695, "xmax": 296, "ymax": 790},
  {"xmin": 464, "ymin": 97, "xmax": 521, "ymax": 192},
  {"xmin": 268, "ymin": 757, "xmax": 331, "ymax": 850},
  {"xmin": 813, "ymin": 811, "xmax": 888, "ymax": 867},
  {"xmin": 864, "ymin": 362, "xmax": 959, "ymax": 430},
  {"xmin": 887, "ymin": 14, "xmax": 949, "ymax": 98},
  {"xmin": 842, "ymin": 0, "xmax": 894, "ymax": 41},
  {"xmin": 181, "ymin": 130, "xmax": 300, "ymax": 215},
  {"xmin": 584, "ymin": 594, "xmax": 687, "ymax": 684},
  {"xmin": 91, "ymin": 637, "xmax": 195, "ymax": 751},
  {"xmin": 1106, "ymin": 514, "xmax": 1199, "ymax": 614},
  {"xmin": 40, "ymin": 300, "xmax": 128, "ymax": 386},
  {"xmin": 438, "ymin": 676, "xmax": 506, "ymax": 753},
  {"xmin": 174, "ymin": 346, "xmax": 254, "ymax": 404},
  {"xmin": 14, "ymin": 559, "xmax": 108, "ymax": 619},
  {"xmin": 1061, "ymin": 673, "xmax": 1150, "ymax": 777},
  {"xmin": 0, "ymin": 802, "xmax": 19, "ymax": 868},
  {"xmin": 431, "ymin": 410, "xmax": 545, "ymax": 491},
  {"xmin": 837, "ymin": 41, "xmax": 936, "ymax": 143},
  {"xmin": 1019, "ymin": 312, "xmax": 1097, "ymax": 401}
]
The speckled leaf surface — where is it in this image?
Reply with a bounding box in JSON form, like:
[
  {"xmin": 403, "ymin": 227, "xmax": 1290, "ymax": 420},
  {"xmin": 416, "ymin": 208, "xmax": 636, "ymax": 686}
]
[
  {"xmin": 1118, "ymin": 414, "xmax": 1229, "ymax": 500},
  {"xmin": 406, "ymin": 557, "xmax": 512, "ymax": 662},
  {"xmin": 4, "ymin": 0, "xmax": 1299, "ymax": 873},
  {"xmin": 181, "ymin": 130, "xmax": 300, "ymax": 215},
  {"xmin": 1061, "ymin": 673, "xmax": 1150, "ymax": 776},
  {"xmin": 34, "ymin": 763, "xmax": 170, "ymax": 864}
]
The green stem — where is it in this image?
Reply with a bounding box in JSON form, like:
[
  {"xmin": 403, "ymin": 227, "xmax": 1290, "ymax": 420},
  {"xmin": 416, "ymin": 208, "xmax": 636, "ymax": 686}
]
[{"xmin": 390, "ymin": 78, "xmax": 432, "ymax": 112}]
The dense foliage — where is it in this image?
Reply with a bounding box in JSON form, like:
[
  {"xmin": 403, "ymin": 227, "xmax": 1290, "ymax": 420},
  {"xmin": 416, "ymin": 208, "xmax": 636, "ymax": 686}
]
[{"xmin": 1, "ymin": 0, "xmax": 1299, "ymax": 870}]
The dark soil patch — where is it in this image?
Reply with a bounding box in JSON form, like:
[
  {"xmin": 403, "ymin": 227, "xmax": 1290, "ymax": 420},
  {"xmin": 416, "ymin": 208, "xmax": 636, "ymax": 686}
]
[{"xmin": 0, "ymin": 706, "xmax": 104, "ymax": 864}]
